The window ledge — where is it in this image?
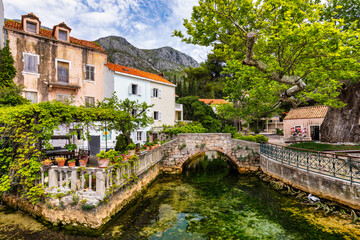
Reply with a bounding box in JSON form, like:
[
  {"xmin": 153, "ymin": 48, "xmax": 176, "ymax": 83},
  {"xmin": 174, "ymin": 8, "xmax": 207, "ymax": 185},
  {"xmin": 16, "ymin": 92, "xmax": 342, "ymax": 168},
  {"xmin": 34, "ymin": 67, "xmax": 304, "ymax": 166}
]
[
  {"xmin": 83, "ymin": 80, "xmax": 96, "ymax": 84},
  {"xmin": 22, "ymin": 71, "xmax": 40, "ymax": 77}
]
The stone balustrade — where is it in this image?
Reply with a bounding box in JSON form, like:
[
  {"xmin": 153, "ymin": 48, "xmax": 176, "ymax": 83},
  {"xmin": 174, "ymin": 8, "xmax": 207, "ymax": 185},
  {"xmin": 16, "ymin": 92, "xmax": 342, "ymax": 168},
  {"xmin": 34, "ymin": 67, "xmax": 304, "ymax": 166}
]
[{"xmin": 42, "ymin": 148, "xmax": 163, "ymax": 200}]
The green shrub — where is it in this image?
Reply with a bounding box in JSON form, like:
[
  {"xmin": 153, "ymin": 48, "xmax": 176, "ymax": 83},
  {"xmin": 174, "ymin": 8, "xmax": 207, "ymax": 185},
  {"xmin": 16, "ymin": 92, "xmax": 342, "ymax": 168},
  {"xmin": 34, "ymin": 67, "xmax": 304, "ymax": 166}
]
[
  {"xmin": 115, "ymin": 134, "xmax": 128, "ymax": 152},
  {"xmin": 81, "ymin": 204, "xmax": 96, "ymax": 211},
  {"xmin": 275, "ymin": 128, "xmax": 284, "ymax": 135},
  {"xmin": 254, "ymin": 135, "xmax": 268, "ymax": 143}
]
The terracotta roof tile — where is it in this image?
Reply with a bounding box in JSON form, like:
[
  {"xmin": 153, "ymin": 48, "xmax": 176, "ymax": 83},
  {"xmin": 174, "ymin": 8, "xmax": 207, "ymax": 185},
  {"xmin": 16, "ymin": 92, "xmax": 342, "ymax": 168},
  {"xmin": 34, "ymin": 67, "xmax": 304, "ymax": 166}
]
[
  {"xmin": 4, "ymin": 20, "xmax": 105, "ymax": 53},
  {"xmin": 199, "ymin": 99, "xmax": 228, "ymax": 105},
  {"xmin": 284, "ymin": 106, "xmax": 328, "ymax": 120},
  {"xmin": 105, "ymin": 62, "xmax": 175, "ymax": 85}
]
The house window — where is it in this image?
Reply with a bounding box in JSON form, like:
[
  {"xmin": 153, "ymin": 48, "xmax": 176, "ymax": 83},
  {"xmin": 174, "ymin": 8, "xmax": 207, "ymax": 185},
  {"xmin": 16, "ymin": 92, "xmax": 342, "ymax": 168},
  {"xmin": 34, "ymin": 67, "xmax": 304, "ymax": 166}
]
[
  {"xmin": 129, "ymin": 83, "xmax": 141, "ymax": 95},
  {"xmin": 152, "ymin": 88, "xmax": 162, "ymax": 98},
  {"xmin": 59, "ymin": 30, "xmax": 68, "ymax": 41},
  {"xmin": 85, "ymin": 96, "xmax": 95, "ymax": 106},
  {"xmin": 56, "ymin": 94, "xmax": 70, "ymax": 103},
  {"xmin": 137, "ymin": 132, "xmax": 142, "ymax": 141},
  {"xmin": 26, "ymin": 21, "xmax": 37, "ymax": 33},
  {"xmin": 23, "ymin": 53, "xmax": 39, "ymax": 73},
  {"xmin": 25, "ymin": 91, "xmax": 37, "ymax": 104},
  {"xmin": 153, "ymin": 111, "xmax": 162, "ymax": 120},
  {"xmin": 85, "ymin": 65, "xmax": 95, "ymax": 81},
  {"xmin": 57, "ymin": 61, "xmax": 69, "ymax": 83}
]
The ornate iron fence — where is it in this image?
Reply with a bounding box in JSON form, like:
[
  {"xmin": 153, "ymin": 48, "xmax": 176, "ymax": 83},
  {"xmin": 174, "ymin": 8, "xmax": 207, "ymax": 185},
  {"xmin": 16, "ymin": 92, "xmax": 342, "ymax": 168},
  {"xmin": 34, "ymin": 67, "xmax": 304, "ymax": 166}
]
[{"xmin": 260, "ymin": 143, "xmax": 360, "ymax": 184}]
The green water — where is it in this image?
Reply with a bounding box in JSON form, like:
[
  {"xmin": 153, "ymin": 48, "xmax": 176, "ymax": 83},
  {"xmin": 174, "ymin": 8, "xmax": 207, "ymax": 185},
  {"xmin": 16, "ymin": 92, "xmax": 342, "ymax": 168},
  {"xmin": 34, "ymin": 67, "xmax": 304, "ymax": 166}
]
[{"xmin": 1, "ymin": 152, "xmax": 359, "ymax": 239}]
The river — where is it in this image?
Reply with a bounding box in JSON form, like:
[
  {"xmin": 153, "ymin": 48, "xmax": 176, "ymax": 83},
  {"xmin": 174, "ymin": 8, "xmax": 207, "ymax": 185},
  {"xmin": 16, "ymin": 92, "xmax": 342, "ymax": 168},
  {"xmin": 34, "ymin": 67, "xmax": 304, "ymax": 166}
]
[{"xmin": 1, "ymin": 151, "xmax": 359, "ymax": 239}]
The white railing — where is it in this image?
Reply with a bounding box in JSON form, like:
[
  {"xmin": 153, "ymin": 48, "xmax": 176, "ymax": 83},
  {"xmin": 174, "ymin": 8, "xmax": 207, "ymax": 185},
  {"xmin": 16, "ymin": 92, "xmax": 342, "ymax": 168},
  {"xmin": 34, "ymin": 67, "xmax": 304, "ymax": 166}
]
[
  {"xmin": 42, "ymin": 148, "xmax": 162, "ymax": 198},
  {"xmin": 175, "ymin": 103, "xmax": 183, "ymax": 111}
]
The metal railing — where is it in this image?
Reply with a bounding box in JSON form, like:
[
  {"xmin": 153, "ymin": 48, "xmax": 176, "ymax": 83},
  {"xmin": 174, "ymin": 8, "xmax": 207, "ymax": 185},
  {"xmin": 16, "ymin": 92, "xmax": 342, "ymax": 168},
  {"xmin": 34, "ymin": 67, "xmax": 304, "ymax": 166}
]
[{"xmin": 260, "ymin": 142, "xmax": 360, "ymax": 184}]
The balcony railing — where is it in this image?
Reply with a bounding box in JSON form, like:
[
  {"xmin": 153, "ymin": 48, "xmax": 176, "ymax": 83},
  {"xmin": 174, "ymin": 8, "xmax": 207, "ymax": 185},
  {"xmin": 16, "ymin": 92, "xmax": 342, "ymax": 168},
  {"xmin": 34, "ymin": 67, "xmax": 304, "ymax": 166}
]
[
  {"xmin": 260, "ymin": 142, "xmax": 360, "ymax": 184},
  {"xmin": 42, "ymin": 150, "xmax": 161, "ymax": 197},
  {"xmin": 175, "ymin": 103, "xmax": 183, "ymax": 111},
  {"xmin": 49, "ymin": 77, "xmax": 81, "ymax": 90}
]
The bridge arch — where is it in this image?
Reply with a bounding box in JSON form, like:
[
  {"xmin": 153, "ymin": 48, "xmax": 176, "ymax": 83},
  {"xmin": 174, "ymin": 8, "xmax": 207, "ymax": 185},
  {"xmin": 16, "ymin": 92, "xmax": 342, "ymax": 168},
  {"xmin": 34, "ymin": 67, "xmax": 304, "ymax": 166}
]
[{"xmin": 160, "ymin": 133, "xmax": 260, "ymax": 174}]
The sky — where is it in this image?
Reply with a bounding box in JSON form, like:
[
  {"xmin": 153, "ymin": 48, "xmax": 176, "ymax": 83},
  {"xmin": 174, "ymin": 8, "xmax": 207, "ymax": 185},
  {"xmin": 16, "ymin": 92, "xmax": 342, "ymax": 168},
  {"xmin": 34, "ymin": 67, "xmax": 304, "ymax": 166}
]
[{"xmin": 3, "ymin": 0, "xmax": 211, "ymax": 63}]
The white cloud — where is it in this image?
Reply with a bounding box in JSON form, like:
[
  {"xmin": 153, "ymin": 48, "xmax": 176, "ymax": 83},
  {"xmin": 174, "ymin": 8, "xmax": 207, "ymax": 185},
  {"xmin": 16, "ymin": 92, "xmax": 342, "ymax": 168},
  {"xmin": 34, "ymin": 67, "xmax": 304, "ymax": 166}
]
[{"xmin": 3, "ymin": 0, "xmax": 210, "ymax": 63}]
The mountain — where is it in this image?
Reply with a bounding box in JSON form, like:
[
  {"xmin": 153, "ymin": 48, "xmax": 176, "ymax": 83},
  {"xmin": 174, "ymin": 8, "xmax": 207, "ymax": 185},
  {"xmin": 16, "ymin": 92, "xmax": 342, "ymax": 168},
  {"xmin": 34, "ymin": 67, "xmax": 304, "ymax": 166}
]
[{"xmin": 96, "ymin": 36, "xmax": 200, "ymax": 79}]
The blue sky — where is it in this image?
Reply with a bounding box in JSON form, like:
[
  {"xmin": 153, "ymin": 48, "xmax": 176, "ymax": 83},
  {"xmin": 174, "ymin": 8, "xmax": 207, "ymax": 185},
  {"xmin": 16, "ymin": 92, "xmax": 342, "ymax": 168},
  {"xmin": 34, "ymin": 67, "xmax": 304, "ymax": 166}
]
[{"xmin": 3, "ymin": 0, "xmax": 210, "ymax": 62}]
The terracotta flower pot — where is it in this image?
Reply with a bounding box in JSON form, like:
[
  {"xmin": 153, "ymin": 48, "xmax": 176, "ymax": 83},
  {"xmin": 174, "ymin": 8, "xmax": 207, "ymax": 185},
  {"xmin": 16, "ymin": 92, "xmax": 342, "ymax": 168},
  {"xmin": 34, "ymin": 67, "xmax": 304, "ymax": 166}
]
[
  {"xmin": 68, "ymin": 161, "xmax": 76, "ymax": 167},
  {"xmin": 98, "ymin": 158, "xmax": 110, "ymax": 168},
  {"xmin": 57, "ymin": 160, "xmax": 65, "ymax": 167},
  {"xmin": 79, "ymin": 159, "xmax": 87, "ymax": 167}
]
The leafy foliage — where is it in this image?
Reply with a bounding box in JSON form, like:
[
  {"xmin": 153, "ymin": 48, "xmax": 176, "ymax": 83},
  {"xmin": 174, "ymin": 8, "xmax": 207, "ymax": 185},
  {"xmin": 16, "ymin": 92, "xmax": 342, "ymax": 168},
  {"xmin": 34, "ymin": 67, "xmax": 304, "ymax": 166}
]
[
  {"xmin": 235, "ymin": 134, "xmax": 269, "ymax": 143},
  {"xmin": 176, "ymin": 55, "xmax": 226, "ymax": 99},
  {"xmin": 97, "ymin": 95, "xmax": 153, "ymax": 145},
  {"xmin": 174, "ymin": 0, "xmax": 360, "ymax": 108},
  {"xmin": 161, "ymin": 122, "xmax": 207, "ymax": 137},
  {"xmin": 0, "ymin": 100, "xmax": 139, "ymax": 203},
  {"xmin": 177, "ymin": 96, "xmax": 222, "ymax": 132},
  {"xmin": 0, "ymin": 41, "xmax": 28, "ymax": 106}
]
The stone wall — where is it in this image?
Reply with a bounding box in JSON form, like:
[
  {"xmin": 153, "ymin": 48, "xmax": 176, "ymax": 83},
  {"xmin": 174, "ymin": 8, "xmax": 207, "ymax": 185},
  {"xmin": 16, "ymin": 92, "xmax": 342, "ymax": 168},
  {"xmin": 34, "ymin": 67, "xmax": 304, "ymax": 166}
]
[
  {"xmin": 261, "ymin": 154, "xmax": 360, "ymax": 210},
  {"xmin": 161, "ymin": 133, "xmax": 260, "ymax": 173},
  {"xmin": 2, "ymin": 146, "xmax": 165, "ymax": 230}
]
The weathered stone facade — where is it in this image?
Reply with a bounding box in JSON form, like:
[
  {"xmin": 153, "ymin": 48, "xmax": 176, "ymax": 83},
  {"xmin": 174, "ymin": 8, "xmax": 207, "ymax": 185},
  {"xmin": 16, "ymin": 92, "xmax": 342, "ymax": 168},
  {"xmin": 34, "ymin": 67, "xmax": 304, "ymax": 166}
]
[
  {"xmin": 160, "ymin": 133, "xmax": 260, "ymax": 173},
  {"xmin": 4, "ymin": 14, "xmax": 107, "ymax": 105}
]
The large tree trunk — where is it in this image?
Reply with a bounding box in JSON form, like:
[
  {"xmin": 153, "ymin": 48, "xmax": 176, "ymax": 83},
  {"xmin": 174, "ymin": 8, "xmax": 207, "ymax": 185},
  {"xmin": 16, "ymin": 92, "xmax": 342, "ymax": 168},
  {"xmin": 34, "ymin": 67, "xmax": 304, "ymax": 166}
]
[{"xmin": 320, "ymin": 82, "xmax": 360, "ymax": 143}]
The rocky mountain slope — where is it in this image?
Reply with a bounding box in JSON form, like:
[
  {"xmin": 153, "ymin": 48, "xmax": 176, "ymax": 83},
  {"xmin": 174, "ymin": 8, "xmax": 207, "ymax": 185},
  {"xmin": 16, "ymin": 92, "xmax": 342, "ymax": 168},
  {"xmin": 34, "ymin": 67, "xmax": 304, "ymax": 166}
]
[{"xmin": 96, "ymin": 36, "xmax": 200, "ymax": 78}]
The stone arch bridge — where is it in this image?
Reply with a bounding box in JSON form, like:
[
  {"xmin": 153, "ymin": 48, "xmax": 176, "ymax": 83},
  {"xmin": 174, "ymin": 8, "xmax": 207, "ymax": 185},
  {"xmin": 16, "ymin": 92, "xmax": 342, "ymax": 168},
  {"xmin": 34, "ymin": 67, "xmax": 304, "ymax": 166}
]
[{"xmin": 159, "ymin": 133, "xmax": 260, "ymax": 173}]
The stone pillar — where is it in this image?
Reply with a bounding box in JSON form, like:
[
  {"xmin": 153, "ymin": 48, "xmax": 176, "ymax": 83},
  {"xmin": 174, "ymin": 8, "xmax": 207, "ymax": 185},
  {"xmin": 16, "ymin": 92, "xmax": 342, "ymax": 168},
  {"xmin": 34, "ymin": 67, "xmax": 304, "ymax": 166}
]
[
  {"xmin": 71, "ymin": 170, "xmax": 78, "ymax": 191},
  {"xmin": 48, "ymin": 168, "xmax": 58, "ymax": 188},
  {"xmin": 96, "ymin": 170, "xmax": 105, "ymax": 195}
]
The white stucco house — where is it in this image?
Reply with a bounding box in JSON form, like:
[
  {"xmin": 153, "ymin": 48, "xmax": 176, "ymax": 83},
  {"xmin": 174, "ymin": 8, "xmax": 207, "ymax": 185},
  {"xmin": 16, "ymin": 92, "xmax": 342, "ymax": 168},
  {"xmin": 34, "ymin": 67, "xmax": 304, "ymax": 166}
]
[{"xmin": 103, "ymin": 62, "xmax": 179, "ymax": 144}]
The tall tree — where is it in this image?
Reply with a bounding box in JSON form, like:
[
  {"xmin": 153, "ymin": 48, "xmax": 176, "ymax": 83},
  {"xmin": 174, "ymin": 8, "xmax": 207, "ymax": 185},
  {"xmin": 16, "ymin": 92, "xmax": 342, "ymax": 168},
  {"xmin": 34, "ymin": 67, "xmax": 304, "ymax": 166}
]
[
  {"xmin": 0, "ymin": 41, "xmax": 28, "ymax": 106},
  {"xmin": 174, "ymin": 0, "xmax": 360, "ymax": 142},
  {"xmin": 179, "ymin": 54, "xmax": 226, "ymax": 98}
]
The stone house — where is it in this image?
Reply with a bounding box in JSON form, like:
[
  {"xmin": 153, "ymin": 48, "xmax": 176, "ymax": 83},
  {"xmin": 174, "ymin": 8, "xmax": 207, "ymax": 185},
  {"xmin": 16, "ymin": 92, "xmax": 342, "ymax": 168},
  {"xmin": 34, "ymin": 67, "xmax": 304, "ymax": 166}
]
[
  {"xmin": 283, "ymin": 105, "xmax": 328, "ymax": 142},
  {"xmin": 103, "ymin": 62, "xmax": 180, "ymax": 144},
  {"xmin": 4, "ymin": 13, "xmax": 107, "ymax": 105}
]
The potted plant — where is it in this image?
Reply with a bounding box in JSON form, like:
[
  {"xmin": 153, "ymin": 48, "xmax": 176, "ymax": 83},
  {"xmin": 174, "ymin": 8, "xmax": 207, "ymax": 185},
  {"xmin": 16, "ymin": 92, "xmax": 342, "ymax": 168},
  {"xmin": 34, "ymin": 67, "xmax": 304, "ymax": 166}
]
[
  {"xmin": 55, "ymin": 157, "xmax": 66, "ymax": 167},
  {"xmin": 65, "ymin": 143, "xmax": 77, "ymax": 152},
  {"xmin": 68, "ymin": 159, "xmax": 76, "ymax": 167},
  {"xmin": 42, "ymin": 158, "xmax": 53, "ymax": 166},
  {"xmin": 126, "ymin": 143, "xmax": 137, "ymax": 155},
  {"xmin": 96, "ymin": 150, "xmax": 111, "ymax": 168},
  {"xmin": 79, "ymin": 155, "xmax": 88, "ymax": 167},
  {"xmin": 154, "ymin": 138, "xmax": 160, "ymax": 147}
]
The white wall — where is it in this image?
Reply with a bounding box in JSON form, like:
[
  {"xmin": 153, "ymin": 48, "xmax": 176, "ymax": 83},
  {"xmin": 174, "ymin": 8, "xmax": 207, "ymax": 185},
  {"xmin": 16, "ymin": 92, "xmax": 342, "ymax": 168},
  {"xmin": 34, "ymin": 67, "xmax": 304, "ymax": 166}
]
[{"xmin": 150, "ymin": 81, "xmax": 176, "ymax": 128}]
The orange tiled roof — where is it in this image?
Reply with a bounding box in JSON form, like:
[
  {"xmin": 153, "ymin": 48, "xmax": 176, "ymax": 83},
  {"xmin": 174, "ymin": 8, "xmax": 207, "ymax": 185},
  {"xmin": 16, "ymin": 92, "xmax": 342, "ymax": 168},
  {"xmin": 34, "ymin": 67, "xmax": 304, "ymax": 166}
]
[
  {"xmin": 4, "ymin": 20, "xmax": 105, "ymax": 53},
  {"xmin": 284, "ymin": 105, "xmax": 328, "ymax": 120},
  {"xmin": 105, "ymin": 62, "xmax": 175, "ymax": 85},
  {"xmin": 199, "ymin": 99, "xmax": 228, "ymax": 105}
]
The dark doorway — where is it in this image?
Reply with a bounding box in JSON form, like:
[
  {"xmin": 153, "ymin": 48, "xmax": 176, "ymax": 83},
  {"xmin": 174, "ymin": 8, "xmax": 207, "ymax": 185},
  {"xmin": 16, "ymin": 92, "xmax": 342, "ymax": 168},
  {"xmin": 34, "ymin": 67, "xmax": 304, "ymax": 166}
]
[
  {"xmin": 89, "ymin": 135, "xmax": 100, "ymax": 156},
  {"xmin": 310, "ymin": 126, "xmax": 320, "ymax": 141}
]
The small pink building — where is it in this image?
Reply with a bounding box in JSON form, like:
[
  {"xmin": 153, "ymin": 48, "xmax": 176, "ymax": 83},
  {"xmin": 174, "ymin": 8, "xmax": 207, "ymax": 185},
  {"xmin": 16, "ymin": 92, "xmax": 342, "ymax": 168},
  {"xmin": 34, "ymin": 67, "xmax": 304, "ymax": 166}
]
[{"xmin": 283, "ymin": 106, "xmax": 328, "ymax": 142}]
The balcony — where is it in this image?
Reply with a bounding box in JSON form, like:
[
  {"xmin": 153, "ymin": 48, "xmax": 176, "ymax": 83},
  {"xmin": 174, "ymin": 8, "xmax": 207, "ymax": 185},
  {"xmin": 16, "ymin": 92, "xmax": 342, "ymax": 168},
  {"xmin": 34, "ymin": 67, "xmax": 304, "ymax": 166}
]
[
  {"xmin": 49, "ymin": 78, "xmax": 81, "ymax": 90},
  {"xmin": 175, "ymin": 103, "xmax": 183, "ymax": 112}
]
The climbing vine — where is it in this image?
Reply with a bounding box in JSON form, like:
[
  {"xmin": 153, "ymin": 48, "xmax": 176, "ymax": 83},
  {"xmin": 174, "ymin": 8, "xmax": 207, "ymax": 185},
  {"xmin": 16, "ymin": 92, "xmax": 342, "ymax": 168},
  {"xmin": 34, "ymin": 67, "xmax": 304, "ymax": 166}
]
[{"xmin": 0, "ymin": 100, "xmax": 129, "ymax": 203}]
